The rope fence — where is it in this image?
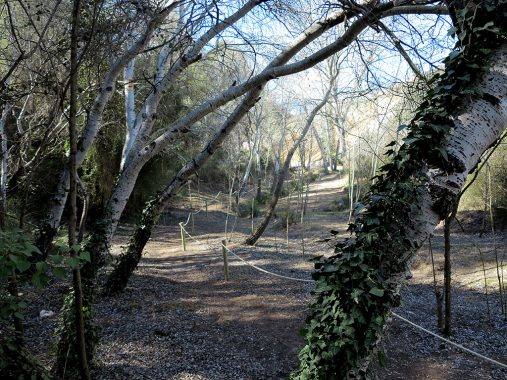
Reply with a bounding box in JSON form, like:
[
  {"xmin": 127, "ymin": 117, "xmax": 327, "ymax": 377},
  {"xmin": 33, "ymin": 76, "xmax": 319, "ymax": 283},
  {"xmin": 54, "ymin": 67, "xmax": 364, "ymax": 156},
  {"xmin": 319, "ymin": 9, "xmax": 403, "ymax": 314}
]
[
  {"xmin": 220, "ymin": 241, "xmax": 314, "ymax": 283},
  {"xmin": 177, "ymin": 223, "xmax": 507, "ymax": 371},
  {"xmin": 392, "ymin": 313, "xmax": 507, "ymax": 369}
]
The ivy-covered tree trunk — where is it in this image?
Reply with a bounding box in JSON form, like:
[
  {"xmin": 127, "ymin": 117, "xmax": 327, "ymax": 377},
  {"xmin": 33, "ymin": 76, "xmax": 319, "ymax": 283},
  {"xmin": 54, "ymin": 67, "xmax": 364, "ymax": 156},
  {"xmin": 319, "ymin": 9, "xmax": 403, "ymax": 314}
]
[
  {"xmin": 294, "ymin": 1, "xmax": 506, "ymax": 378},
  {"xmin": 102, "ymin": 199, "xmax": 161, "ymax": 295}
]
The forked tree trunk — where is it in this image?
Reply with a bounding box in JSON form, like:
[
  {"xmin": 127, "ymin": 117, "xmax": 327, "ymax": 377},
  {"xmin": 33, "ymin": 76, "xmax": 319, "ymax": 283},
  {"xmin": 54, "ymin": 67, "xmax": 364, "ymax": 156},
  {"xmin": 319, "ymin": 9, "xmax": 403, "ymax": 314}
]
[
  {"xmin": 35, "ymin": 3, "xmax": 181, "ymax": 256},
  {"xmin": 295, "ymin": 3, "xmax": 506, "ymax": 374},
  {"xmin": 103, "ymin": 88, "xmax": 264, "ymax": 295},
  {"xmin": 245, "ymin": 80, "xmax": 336, "ymax": 246}
]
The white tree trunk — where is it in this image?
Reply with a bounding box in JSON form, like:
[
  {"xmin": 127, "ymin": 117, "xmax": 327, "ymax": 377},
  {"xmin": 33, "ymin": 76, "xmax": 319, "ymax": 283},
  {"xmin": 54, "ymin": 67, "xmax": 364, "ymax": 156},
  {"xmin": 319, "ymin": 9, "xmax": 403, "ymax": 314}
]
[
  {"xmin": 313, "ymin": 127, "xmax": 330, "ymax": 173},
  {"xmin": 41, "ymin": 3, "xmax": 180, "ymax": 236},
  {"xmin": 120, "ymin": 59, "xmax": 137, "ymax": 171},
  {"xmin": 104, "ymin": 161, "xmax": 144, "ymax": 243},
  {"xmin": 411, "ymin": 45, "xmax": 507, "ymax": 244},
  {"xmin": 238, "ymin": 123, "xmax": 261, "ymax": 196}
]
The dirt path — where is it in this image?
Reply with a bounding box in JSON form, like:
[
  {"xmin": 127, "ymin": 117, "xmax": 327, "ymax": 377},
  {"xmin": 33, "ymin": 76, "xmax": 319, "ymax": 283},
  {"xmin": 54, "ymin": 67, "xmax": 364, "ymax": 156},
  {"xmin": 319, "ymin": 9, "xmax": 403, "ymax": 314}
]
[{"xmin": 25, "ymin": 174, "xmax": 506, "ymax": 379}]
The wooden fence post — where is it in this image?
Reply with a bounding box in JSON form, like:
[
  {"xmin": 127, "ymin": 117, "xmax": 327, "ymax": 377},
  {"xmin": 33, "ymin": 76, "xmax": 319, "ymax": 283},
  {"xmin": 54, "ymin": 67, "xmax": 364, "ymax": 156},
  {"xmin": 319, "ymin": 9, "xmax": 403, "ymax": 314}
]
[
  {"xmin": 179, "ymin": 222, "xmax": 187, "ymax": 251},
  {"xmin": 222, "ymin": 239, "xmax": 229, "ymax": 281}
]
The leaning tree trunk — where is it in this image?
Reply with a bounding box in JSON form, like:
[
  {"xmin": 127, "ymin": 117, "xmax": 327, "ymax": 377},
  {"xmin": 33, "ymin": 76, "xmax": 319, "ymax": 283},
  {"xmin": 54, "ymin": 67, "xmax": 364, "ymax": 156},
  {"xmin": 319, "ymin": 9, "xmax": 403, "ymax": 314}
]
[
  {"xmin": 103, "ymin": 89, "xmax": 264, "ymax": 295},
  {"xmin": 245, "ymin": 79, "xmax": 336, "ymax": 246},
  {"xmin": 294, "ymin": 2, "xmax": 506, "ymax": 377}
]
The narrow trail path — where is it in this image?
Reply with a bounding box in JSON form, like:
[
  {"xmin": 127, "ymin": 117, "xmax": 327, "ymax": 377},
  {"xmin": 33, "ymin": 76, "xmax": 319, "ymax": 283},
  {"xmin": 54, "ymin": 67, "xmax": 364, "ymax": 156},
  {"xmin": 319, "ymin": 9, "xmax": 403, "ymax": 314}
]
[{"xmin": 26, "ymin": 174, "xmax": 505, "ymax": 379}]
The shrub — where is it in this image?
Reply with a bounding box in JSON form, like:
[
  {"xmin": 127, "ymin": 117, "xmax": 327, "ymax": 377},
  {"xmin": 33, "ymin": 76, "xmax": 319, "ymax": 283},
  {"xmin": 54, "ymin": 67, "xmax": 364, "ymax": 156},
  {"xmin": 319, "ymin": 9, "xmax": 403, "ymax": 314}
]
[
  {"xmin": 235, "ymin": 198, "xmax": 261, "ymax": 217},
  {"xmin": 273, "ymin": 208, "xmax": 297, "ymax": 229}
]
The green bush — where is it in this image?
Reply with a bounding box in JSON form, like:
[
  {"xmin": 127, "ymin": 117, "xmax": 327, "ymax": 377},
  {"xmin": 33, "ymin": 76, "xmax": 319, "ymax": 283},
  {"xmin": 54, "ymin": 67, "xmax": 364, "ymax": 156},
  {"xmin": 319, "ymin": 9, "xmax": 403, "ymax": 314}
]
[
  {"xmin": 306, "ymin": 171, "xmax": 320, "ymax": 183},
  {"xmin": 235, "ymin": 198, "xmax": 261, "ymax": 217},
  {"xmin": 255, "ymin": 191, "xmax": 270, "ymax": 205},
  {"xmin": 0, "ymin": 228, "xmax": 90, "ymax": 376},
  {"xmin": 274, "ymin": 208, "xmax": 297, "ymax": 229}
]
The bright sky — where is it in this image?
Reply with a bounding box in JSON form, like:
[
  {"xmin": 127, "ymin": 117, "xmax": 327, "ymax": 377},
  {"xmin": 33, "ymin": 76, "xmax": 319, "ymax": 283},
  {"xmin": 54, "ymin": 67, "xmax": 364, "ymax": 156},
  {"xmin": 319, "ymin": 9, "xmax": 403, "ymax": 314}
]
[{"xmin": 228, "ymin": 3, "xmax": 455, "ymax": 106}]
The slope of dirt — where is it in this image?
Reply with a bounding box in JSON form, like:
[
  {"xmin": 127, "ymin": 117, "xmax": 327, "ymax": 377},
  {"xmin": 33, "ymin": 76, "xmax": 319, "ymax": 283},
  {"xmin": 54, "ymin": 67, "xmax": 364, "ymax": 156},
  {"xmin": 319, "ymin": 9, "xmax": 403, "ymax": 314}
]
[{"xmin": 24, "ymin": 174, "xmax": 506, "ymax": 379}]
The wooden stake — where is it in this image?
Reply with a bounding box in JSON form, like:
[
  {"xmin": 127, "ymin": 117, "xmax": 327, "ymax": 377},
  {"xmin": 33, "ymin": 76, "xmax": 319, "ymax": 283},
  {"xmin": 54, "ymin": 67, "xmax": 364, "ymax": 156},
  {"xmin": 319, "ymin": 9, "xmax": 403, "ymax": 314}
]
[
  {"xmin": 251, "ymin": 198, "xmax": 255, "ymax": 234},
  {"xmin": 429, "ymin": 236, "xmax": 443, "ymax": 330},
  {"xmin": 222, "ymin": 239, "xmax": 229, "ymax": 281},
  {"xmin": 179, "ymin": 222, "xmax": 187, "ymax": 251}
]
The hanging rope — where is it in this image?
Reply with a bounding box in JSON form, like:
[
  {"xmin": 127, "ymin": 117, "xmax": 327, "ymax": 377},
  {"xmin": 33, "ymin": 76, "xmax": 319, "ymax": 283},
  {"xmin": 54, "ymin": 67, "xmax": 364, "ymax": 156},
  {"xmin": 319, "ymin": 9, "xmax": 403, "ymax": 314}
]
[
  {"xmin": 220, "ymin": 241, "xmax": 314, "ymax": 283},
  {"xmin": 392, "ymin": 312, "xmax": 507, "ymax": 369},
  {"xmin": 178, "ymin": 223, "xmax": 507, "ymax": 370}
]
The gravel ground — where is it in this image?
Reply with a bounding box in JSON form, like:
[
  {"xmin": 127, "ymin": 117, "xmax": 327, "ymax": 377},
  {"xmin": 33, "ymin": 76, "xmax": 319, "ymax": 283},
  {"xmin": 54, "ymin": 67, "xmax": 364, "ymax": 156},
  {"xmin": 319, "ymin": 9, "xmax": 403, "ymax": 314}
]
[{"xmin": 23, "ymin": 175, "xmax": 507, "ymax": 379}]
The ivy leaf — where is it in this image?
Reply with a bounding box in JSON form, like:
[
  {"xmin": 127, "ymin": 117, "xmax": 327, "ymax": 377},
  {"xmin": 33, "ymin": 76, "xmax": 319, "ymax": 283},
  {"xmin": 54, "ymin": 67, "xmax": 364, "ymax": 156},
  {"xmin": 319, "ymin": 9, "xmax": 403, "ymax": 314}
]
[
  {"xmin": 79, "ymin": 251, "xmax": 91, "ymax": 263},
  {"xmin": 437, "ymin": 147, "xmax": 448, "ymax": 162},
  {"xmin": 397, "ymin": 124, "xmax": 408, "ymax": 133},
  {"xmin": 9, "ymin": 255, "xmax": 31, "ymax": 273},
  {"xmin": 49, "ymin": 254, "xmax": 64, "ymax": 265},
  {"xmin": 35, "ymin": 261, "xmax": 48, "ymax": 273},
  {"xmin": 32, "ymin": 271, "xmax": 48, "ymax": 288},
  {"xmin": 67, "ymin": 257, "xmax": 81, "ymax": 269},
  {"xmin": 403, "ymin": 137, "xmax": 418, "ymax": 145},
  {"xmin": 351, "ymin": 289, "xmax": 363, "ymax": 303},
  {"xmin": 369, "ymin": 287, "xmax": 384, "ymax": 297},
  {"xmin": 52, "ymin": 267, "xmax": 67, "ymax": 280}
]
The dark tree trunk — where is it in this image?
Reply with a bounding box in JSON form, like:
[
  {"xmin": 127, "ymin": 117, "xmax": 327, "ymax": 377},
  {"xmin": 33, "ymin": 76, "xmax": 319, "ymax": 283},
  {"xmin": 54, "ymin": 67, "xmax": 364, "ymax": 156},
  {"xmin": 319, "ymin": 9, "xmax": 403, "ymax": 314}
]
[
  {"xmin": 255, "ymin": 174, "xmax": 262, "ymax": 202},
  {"xmin": 34, "ymin": 223, "xmax": 58, "ymax": 260},
  {"xmin": 443, "ymin": 216, "xmax": 452, "ymax": 335},
  {"xmin": 55, "ymin": 1, "xmax": 90, "ymax": 377},
  {"xmin": 245, "ymin": 163, "xmax": 289, "ymax": 245}
]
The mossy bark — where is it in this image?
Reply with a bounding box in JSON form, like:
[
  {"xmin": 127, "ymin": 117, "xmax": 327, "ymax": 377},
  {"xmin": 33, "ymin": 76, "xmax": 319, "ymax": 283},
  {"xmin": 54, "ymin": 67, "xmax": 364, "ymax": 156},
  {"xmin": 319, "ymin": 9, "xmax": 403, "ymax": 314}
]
[{"xmin": 103, "ymin": 200, "xmax": 161, "ymax": 295}]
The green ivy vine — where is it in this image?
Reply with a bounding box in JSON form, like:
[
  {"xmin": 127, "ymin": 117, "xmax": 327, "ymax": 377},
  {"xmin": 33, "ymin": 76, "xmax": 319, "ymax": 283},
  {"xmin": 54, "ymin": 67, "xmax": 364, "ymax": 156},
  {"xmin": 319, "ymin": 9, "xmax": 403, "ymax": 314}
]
[
  {"xmin": 0, "ymin": 227, "xmax": 91, "ymax": 378},
  {"xmin": 294, "ymin": 0, "xmax": 506, "ymax": 378}
]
